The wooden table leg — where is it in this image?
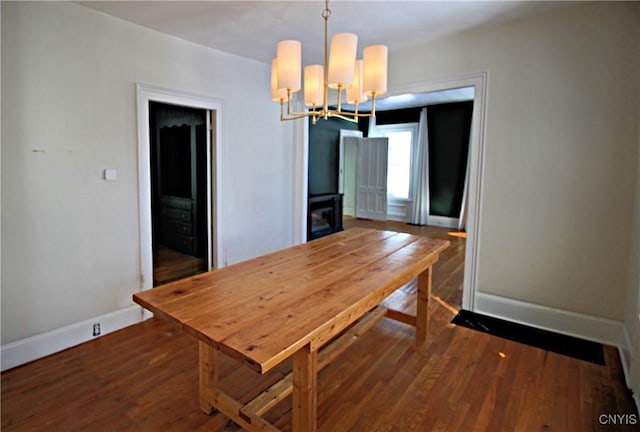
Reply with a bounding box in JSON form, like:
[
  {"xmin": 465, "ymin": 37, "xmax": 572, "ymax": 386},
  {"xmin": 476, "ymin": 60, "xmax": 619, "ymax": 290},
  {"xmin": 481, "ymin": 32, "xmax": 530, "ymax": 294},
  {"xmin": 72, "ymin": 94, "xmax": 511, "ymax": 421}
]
[
  {"xmin": 292, "ymin": 344, "xmax": 318, "ymax": 432},
  {"xmin": 416, "ymin": 266, "xmax": 432, "ymax": 344},
  {"xmin": 199, "ymin": 341, "xmax": 218, "ymax": 414}
]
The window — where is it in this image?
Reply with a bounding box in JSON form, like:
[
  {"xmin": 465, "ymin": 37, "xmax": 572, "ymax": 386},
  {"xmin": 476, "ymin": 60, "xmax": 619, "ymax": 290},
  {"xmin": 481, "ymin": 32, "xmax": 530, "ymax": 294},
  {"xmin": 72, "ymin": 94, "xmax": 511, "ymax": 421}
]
[{"xmin": 373, "ymin": 123, "xmax": 418, "ymax": 200}]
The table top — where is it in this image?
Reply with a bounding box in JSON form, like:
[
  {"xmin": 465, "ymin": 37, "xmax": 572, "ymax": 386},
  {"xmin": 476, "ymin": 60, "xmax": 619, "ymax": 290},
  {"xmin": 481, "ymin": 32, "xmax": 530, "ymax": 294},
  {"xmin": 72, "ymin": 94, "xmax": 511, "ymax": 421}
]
[{"xmin": 133, "ymin": 228, "xmax": 449, "ymax": 374}]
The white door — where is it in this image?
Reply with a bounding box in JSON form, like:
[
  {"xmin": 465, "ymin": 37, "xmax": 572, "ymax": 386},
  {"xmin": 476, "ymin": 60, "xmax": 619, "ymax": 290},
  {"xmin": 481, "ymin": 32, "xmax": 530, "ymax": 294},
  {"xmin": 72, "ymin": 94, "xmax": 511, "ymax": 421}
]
[{"xmin": 355, "ymin": 137, "xmax": 389, "ymax": 220}]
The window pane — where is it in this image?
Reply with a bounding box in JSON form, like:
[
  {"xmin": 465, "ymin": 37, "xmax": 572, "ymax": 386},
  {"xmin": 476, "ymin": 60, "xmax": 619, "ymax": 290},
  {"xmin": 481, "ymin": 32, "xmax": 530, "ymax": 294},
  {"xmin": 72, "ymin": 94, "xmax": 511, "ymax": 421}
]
[{"xmin": 385, "ymin": 130, "xmax": 412, "ymax": 199}]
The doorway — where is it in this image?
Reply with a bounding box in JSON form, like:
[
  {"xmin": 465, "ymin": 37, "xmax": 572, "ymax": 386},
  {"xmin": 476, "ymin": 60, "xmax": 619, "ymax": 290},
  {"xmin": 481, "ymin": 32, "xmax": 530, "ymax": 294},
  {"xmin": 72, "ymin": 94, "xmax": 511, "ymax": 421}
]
[
  {"xmin": 339, "ymin": 100, "xmax": 472, "ymax": 228},
  {"xmin": 136, "ymin": 84, "xmax": 224, "ymax": 294},
  {"xmin": 149, "ymin": 102, "xmax": 207, "ymax": 285},
  {"xmin": 298, "ymin": 73, "xmax": 488, "ymax": 311}
]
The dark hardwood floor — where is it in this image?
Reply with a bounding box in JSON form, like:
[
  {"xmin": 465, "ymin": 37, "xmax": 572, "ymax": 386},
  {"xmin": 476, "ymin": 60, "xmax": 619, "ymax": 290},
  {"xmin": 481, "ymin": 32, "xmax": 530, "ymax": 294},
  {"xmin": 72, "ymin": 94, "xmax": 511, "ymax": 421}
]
[{"xmin": 2, "ymin": 219, "xmax": 637, "ymax": 431}]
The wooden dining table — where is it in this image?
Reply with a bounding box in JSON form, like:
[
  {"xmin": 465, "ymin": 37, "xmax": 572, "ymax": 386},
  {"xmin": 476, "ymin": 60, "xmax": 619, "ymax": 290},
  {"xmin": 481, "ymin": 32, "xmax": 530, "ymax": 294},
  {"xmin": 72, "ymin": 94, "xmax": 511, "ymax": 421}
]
[{"xmin": 133, "ymin": 227, "xmax": 449, "ymax": 432}]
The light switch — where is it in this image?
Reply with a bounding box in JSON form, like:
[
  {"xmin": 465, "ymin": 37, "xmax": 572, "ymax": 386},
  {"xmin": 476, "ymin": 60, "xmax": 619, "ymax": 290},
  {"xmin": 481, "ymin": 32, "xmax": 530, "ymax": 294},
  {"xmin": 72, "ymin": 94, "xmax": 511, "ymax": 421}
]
[{"xmin": 104, "ymin": 168, "xmax": 118, "ymax": 181}]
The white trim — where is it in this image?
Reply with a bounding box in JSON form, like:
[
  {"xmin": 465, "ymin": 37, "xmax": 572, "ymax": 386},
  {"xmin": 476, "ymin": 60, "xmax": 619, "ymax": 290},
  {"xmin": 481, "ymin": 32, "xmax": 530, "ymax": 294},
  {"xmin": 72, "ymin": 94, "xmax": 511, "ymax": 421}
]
[
  {"xmin": 620, "ymin": 323, "xmax": 633, "ymax": 389},
  {"xmin": 338, "ymin": 129, "xmax": 364, "ymax": 194},
  {"xmin": 372, "ymin": 122, "xmax": 419, "ymax": 203},
  {"xmin": 373, "ymin": 72, "xmax": 488, "ymax": 312},
  {"xmin": 634, "ymin": 313, "xmax": 640, "ymax": 415},
  {"xmin": 621, "ymin": 313, "xmax": 640, "ymax": 414},
  {"xmin": 1, "ymin": 306, "xmax": 146, "ymax": 372},
  {"xmin": 135, "ymin": 84, "xmax": 224, "ymax": 291},
  {"xmin": 475, "ymin": 291, "xmax": 626, "ymax": 347},
  {"xmin": 338, "ymin": 129, "xmax": 364, "ymax": 218},
  {"xmin": 425, "ymin": 215, "xmax": 459, "ymax": 229},
  {"xmin": 386, "ymin": 199, "xmax": 410, "ymax": 222}
]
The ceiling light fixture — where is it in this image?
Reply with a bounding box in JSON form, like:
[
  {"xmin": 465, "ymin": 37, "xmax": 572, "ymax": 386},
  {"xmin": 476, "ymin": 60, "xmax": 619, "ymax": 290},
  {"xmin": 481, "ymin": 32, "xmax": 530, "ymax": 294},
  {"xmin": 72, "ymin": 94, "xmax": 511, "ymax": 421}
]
[{"xmin": 271, "ymin": 0, "xmax": 388, "ymax": 124}]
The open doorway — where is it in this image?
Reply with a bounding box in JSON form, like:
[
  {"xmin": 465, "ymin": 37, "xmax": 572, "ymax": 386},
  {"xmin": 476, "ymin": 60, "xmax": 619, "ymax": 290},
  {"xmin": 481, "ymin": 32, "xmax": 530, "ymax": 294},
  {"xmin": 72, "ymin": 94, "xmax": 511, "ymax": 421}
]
[
  {"xmin": 149, "ymin": 102, "xmax": 208, "ymax": 285},
  {"xmin": 339, "ymin": 98, "xmax": 473, "ymax": 229},
  {"xmin": 299, "ymin": 73, "xmax": 488, "ymax": 312},
  {"xmin": 136, "ymin": 84, "xmax": 224, "ymax": 294}
]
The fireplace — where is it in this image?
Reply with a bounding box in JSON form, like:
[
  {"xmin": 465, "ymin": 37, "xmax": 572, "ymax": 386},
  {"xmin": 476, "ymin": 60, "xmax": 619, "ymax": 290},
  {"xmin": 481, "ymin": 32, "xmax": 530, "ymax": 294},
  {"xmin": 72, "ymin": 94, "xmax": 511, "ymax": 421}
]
[{"xmin": 308, "ymin": 193, "xmax": 344, "ymax": 240}]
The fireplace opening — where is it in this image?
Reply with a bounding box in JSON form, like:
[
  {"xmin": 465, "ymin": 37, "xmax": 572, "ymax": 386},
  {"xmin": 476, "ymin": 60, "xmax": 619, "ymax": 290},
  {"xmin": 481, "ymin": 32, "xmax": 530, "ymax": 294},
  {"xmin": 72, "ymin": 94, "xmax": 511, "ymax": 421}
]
[
  {"xmin": 311, "ymin": 207, "xmax": 333, "ymax": 232},
  {"xmin": 308, "ymin": 193, "xmax": 343, "ymax": 240}
]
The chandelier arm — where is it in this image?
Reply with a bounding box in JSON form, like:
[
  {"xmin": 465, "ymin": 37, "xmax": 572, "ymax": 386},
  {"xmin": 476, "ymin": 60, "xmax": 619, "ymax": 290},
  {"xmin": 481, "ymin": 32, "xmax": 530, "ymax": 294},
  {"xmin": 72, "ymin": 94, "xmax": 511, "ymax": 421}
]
[
  {"xmin": 285, "ymin": 91, "xmax": 311, "ymax": 117},
  {"xmin": 279, "ymin": 98, "xmax": 325, "ymax": 122},
  {"xmin": 328, "ymin": 112, "xmax": 359, "ymax": 124},
  {"xmin": 281, "ymin": 103, "xmax": 375, "ymax": 123},
  {"xmin": 331, "ymin": 109, "xmax": 374, "ymax": 119},
  {"xmin": 281, "ymin": 111, "xmax": 318, "ymax": 121}
]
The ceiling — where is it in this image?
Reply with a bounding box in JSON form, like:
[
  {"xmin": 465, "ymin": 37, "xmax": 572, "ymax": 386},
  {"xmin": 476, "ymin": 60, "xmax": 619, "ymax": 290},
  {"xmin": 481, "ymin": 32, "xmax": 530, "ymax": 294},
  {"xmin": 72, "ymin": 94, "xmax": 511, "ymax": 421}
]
[{"xmin": 76, "ymin": 1, "xmax": 570, "ymax": 111}]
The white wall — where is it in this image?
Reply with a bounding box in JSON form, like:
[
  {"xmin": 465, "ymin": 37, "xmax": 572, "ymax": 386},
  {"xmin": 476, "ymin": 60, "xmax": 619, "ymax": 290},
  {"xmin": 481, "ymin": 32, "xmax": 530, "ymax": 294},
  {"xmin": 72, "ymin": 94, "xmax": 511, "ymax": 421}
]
[
  {"xmin": 391, "ymin": 2, "xmax": 639, "ymax": 321},
  {"xmin": 1, "ymin": 1, "xmax": 294, "ymax": 346}
]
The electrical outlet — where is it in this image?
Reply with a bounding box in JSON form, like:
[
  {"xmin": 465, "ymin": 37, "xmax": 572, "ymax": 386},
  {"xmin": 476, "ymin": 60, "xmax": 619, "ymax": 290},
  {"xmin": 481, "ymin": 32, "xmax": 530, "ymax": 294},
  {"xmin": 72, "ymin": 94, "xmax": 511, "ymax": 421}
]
[{"xmin": 93, "ymin": 323, "xmax": 101, "ymax": 337}]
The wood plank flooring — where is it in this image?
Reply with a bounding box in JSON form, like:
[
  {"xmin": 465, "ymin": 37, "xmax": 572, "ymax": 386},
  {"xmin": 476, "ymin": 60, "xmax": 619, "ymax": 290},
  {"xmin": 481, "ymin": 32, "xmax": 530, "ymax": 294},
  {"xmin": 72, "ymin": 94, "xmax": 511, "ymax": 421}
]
[
  {"xmin": 2, "ymin": 219, "xmax": 637, "ymax": 431},
  {"xmin": 153, "ymin": 245, "xmax": 207, "ymax": 286}
]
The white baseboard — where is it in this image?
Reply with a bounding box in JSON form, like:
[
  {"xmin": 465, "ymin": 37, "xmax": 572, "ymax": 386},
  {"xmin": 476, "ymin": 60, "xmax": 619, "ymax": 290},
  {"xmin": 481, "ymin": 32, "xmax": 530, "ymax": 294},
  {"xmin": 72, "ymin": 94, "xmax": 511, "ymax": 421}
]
[
  {"xmin": 620, "ymin": 324, "xmax": 633, "ymax": 389},
  {"xmin": 475, "ymin": 292, "xmax": 640, "ymax": 411},
  {"xmin": 474, "ymin": 291, "xmax": 626, "ymax": 348},
  {"xmin": 621, "ymin": 313, "xmax": 640, "ymax": 415},
  {"xmin": 1, "ymin": 305, "xmax": 147, "ymax": 372},
  {"xmin": 426, "ymin": 215, "xmax": 459, "ymax": 229}
]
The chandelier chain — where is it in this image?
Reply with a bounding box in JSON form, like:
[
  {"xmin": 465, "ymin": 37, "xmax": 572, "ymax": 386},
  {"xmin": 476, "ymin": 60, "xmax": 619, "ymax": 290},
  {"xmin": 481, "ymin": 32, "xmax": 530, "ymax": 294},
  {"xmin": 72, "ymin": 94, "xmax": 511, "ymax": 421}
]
[{"xmin": 322, "ymin": 0, "xmax": 331, "ymax": 19}]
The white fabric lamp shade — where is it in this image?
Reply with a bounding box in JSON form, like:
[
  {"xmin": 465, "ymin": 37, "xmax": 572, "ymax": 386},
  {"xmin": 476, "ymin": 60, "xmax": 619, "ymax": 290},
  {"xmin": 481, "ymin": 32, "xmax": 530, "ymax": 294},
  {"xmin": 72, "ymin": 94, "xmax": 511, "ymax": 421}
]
[
  {"xmin": 304, "ymin": 65, "xmax": 324, "ymax": 107},
  {"xmin": 346, "ymin": 59, "xmax": 367, "ymax": 104},
  {"xmin": 328, "ymin": 33, "xmax": 357, "ymax": 89},
  {"xmin": 363, "ymin": 45, "xmax": 388, "ymax": 96},
  {"xmin": 277, "ymin": 40, "xmax": 302, "ymax": 92},
  {"xmin": 271, "ymin": 58, "xmax": 288, "ymax": 102}
]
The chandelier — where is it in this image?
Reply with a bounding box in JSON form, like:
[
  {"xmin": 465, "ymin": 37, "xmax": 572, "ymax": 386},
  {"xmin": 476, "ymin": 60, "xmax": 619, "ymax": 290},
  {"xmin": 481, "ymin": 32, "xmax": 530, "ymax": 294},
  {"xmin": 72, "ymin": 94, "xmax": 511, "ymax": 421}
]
[{"xmin": 271, "ymin": 0, "xmax": 388, "ymax": 124}]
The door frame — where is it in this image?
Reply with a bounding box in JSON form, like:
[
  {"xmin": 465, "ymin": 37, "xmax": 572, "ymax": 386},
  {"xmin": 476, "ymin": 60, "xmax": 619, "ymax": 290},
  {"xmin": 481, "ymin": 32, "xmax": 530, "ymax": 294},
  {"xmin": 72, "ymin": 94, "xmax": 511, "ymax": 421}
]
[
  {"xmin": 338, "ymin": 129, "xmax": 363, "ymax": 217},
  {"xmin": 387, "ymin": 74, "xmax": 487, "ymax": 311},
  {"xmin": 369, "ymin": 122, "xmax": 420, "ymax": 223},
  {"xmin": 136, "ymin": 83, "xmax": 224, "ymax": 294}
]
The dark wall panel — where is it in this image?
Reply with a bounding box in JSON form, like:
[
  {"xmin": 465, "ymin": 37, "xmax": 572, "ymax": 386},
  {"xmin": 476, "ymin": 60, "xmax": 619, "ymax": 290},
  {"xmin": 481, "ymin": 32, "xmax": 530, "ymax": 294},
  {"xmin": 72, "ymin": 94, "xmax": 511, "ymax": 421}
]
[
  {"xmin": 308, "ymin": 117, "xmax": 358, "ymax": 196},
  {"xmin": 427, "ymin": 101, "xmax": 473, "ymax": 217}
]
